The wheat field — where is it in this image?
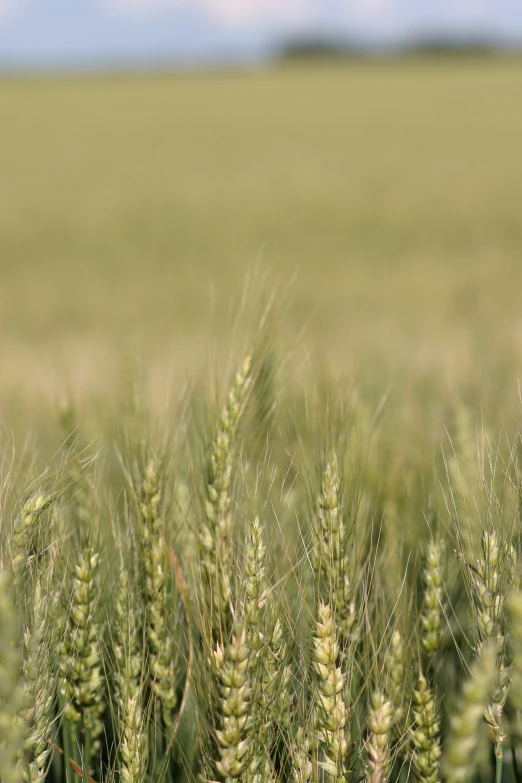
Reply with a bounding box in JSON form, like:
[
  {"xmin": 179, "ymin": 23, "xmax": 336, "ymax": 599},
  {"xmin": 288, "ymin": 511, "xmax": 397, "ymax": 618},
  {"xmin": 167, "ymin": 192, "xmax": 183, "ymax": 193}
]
[
  {"xmin": 2, "ymin": 349, "xmax": 522, "ymax": 783},
  {"xmin": 2, "ymin": 57, "xmax": 522, "ymax": 783},
  {"xmin": 2, "ymin": 57, "xmax": 522, "ymax": 418}
]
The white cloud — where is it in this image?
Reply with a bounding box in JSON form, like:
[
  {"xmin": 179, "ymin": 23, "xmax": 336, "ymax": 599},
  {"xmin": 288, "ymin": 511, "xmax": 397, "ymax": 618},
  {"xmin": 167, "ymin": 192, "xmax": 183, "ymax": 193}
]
[
  {"xmin": 98, "ymin": 0, "xmax": 493, "ymax": 31},
  {"xmin": 198, "ymin": 0, "xmax": 312, "ymax": 26},
  {"xmin": 98, "ymin": 0, "xmax": 313, "ymax": 27},
  {"xmin": 350, "ymin": 0, "xmax": 393, "ymax": 14}
]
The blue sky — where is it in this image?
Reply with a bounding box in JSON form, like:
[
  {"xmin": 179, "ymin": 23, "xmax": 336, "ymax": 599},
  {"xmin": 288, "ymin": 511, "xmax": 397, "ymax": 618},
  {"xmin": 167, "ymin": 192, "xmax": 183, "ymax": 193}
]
[{"xmin": 1, "ymin": 0, "xmax": 522, "ymax": 69}]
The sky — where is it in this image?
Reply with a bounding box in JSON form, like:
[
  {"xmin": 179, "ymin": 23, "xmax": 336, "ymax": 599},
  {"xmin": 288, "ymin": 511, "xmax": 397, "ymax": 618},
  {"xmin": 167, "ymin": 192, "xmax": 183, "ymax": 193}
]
[{"xmin": 1, "ymin": 0, "xmax": 522, "ymax": 69}]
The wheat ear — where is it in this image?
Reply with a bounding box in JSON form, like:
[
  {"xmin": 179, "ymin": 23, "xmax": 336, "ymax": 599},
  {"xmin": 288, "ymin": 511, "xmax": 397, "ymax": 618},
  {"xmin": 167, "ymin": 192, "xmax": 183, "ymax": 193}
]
[
  {"xmin": 411, "ymin": 672, "xmax": 441, "ymax": 783},
  {"xmin": 244, "ymin": 516, "xmax": 267, "ymax": 665},
  {"xmin": 140, "ymin": 459, "xmax": 177, "ymax": 726},
  {"xmin": 119, "ymin": 689, "xmax": 148, "ymax": 783},
  {"xmin": 472, "ymin": 532, "xmax": 510, "ymax": 781},
  {"xmin": 0, "ymin": 570, "xmax": 24, "ymax": 783},
  {"xmin": 199, "ymin": 355, "xmax": 252, "ymax": 632},
  {"xmin": 59, "ymin": 548, "xmax": 104, "ymax": 764},
  {"xmin": 507, "ymin": 591, "xmax": 522, "ymax": 710},
  {"xmin": 421, "ymin": 538, "xmax": 446, "ymax": 667},
  {"xmin": 313, "ymin": 457, "xmax": 355, "ymax": 647},
  {"xmin": 212, "ymin": 622, "xmax": 253, "ymax": 780},
  {"xmin": 366, "ymin": 691, "xmax": 393, "ymax": 783},
  {"xmin": 113, "ymin": 567, "xmax": 148, "ymax": 783},
  {"xmin": 19, "ymin": 577, "xmax": 57, "ymax": 783},
  {"xmin": 443, "ymin": 641, "xmax": 498, "ymax": 783},
  {"xmin": 12, "ymin": 494, "xmax": 53, "ymax": 573},
  {"xmin": 312, "ymin": 603, "xmax": 350, "ymax": 782}
]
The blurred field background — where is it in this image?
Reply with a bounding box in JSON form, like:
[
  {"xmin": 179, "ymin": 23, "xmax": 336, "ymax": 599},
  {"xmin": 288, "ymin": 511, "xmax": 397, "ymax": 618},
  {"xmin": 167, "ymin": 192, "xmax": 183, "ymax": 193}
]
[{"xmin": 2, "ymin": 56, "xmax": 522, "ymax": 458}]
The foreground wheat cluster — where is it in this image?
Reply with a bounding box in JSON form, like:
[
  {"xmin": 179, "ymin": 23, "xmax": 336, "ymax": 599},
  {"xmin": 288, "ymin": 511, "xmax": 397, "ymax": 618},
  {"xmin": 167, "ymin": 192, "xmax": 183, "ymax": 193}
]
[{"xmin": 3, "ymin": 353, "xmax": 522, "ymax": 783}]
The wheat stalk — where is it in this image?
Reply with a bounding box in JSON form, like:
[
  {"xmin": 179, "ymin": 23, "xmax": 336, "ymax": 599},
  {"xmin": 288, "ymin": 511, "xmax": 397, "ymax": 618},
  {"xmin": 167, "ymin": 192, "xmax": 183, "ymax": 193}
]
[{"xmin": 385, "ymin": 629, "xmax": 405, "ymax": 738}]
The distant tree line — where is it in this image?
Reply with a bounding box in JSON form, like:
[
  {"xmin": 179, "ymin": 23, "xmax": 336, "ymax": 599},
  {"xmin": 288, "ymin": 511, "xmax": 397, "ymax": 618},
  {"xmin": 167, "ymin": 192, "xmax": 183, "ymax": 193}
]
[{"xmin": 276, "ymin": 34, "xmax": 521, "ymax": 62}]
